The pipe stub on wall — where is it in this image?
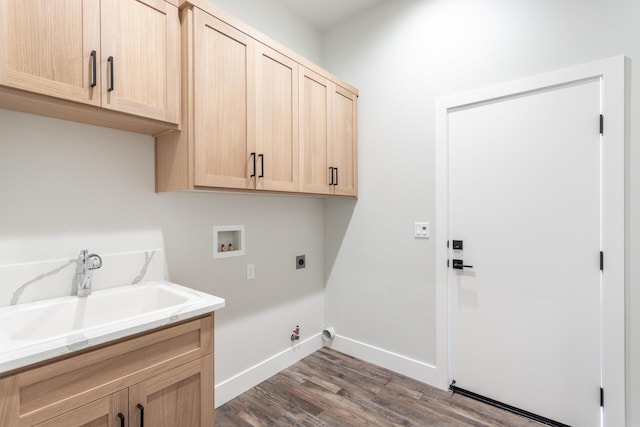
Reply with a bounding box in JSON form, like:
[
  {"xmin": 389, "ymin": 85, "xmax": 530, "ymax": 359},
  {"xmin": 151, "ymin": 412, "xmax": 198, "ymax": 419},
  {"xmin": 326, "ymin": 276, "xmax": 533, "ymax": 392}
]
[{"xmin": 322, "ymin": 327, "xmax": 336, "ymax": 342}]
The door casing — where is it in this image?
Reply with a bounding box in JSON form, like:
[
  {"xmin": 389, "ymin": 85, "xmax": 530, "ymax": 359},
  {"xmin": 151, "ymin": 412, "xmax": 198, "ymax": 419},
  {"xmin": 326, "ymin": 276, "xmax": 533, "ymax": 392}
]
[{"xmin": 434, "ymin": 56, "xmax": 627, "ymax": 426}]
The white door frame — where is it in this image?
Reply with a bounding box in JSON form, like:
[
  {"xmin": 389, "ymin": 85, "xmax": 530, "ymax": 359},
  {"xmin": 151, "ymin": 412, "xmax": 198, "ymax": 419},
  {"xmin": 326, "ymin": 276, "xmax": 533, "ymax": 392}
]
[{"xmin": 434, "ymin": 56, "xmax": 627, "ymax": 426}]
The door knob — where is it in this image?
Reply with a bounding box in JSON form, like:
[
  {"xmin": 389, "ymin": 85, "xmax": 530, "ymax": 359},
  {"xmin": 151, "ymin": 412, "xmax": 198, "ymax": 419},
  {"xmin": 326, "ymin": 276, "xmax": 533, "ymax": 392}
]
[{"xmin": 452, "ymin": 259, "xmax": 473, "ymax": 270}]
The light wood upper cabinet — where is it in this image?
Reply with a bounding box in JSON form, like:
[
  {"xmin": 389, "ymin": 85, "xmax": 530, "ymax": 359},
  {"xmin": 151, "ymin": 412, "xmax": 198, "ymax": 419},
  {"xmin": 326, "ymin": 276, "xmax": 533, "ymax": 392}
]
[
  {"xmin": 158, "ymin": 7, "xmax": 301, "ymax": 193},
  {"xmin": 299, "ymin": 68, "xmax": 331, "ymax": 195},
  {"xmin": 1, "ymin": 0, "xmax": 102, "ymax": 106},
  {"xmin": 331, "ymin": 84, "xmax": 358, "ymax": 197},
  {"xmin": 0, "ymin": 0, "xmax": 180, "ymax": 134},
  {"xmin": 156, "ymin": 1, "xmax": 358, "ymax": 197},
  {"xmin": 255, "ymin": 43, "xmax": 299, "ymax": 192},
  {"xmin": 299, "ymin": 67, "xmax": 358, "ymax": 196},
  {"xmin": 101, "ymin": 0, "xmax": 180, "ymax": 123},
  {"xmin": 193, "ymin": 10, "xmax": 254, "ymax": 190}
]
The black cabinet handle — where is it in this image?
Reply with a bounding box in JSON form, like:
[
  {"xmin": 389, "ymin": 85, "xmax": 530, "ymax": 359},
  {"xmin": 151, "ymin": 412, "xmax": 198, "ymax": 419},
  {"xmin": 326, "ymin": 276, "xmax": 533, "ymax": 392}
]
[
  {"xmin": 258, "ymin": 154, "xmax": 264, "ymax": 178},
  {"xmin": 137, "ymin": 403, "xmax": 144, "ymax": 427},
  {"xmin": 250, "ymin": 152, "xmax": 256, "ymax": 178},
  {"xmin": 90, "ymin": 50, "xmax": 97, "ymax": 88},
  {"xmin": 107, "ymin": 56, "xmax": 114, "ymax": 92},
  {"xmin": 329, "ymin": 167, "xmax": 334, "ymax": 185},
  {"xmin": 334, "ymin": 167, "xmax": 339, "ymax": 186},
  {"xmin": 117, "ymin": 413, "xmax": 125, "ymax": 427}
]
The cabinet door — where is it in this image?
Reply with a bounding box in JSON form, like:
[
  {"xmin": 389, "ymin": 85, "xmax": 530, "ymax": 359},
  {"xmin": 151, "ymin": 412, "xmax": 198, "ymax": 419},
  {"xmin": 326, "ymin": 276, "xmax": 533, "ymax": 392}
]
[
  {"xmin": 299, "ymin": 67, "xmax": 331, "ymax": 194},
  {"xmin": 129, "ymin": 354, "xmax": 214, "ymax": 427},
  {"xmin": 34, "ymin": 390, "xmax": 128, "ymax": 427},
  {"xmin": 0, "ymin": 0, "xmax": 101, "ymax": 106},
  {"xmin": 331, "ymin": 84, "xmax": 358, "ymax": 197},
  {"xmin": 255, "ymin": 43, "xmax": 299, "ymax": 192},
  {"xmin": 193, "ymin": 10, "xmax": 255, "ymax": 189},
  {"xmin": 100, "ymin": 0, "xmax": 179, "ymax": 123}
]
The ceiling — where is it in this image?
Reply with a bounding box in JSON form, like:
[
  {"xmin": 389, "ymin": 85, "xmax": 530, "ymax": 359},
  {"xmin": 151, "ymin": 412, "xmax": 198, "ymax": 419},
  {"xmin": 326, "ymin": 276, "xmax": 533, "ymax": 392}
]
[{"xmin": 275, "ymin": 0, "xmax": 386, "ymax": 30}]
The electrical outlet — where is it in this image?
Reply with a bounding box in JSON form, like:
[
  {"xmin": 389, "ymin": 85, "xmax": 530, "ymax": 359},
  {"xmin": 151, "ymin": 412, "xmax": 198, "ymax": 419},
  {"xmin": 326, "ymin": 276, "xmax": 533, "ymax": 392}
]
[{"xmin": 296, "ymin": 255, "xmax": 305, "ymax": 269}]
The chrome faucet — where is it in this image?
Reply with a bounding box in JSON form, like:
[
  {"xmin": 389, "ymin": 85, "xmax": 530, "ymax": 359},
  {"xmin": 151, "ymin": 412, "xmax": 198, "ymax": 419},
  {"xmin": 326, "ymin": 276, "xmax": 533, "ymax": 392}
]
[{"xmin": 76, "ymin": 249, "xmax": 102, "ymax": 297}]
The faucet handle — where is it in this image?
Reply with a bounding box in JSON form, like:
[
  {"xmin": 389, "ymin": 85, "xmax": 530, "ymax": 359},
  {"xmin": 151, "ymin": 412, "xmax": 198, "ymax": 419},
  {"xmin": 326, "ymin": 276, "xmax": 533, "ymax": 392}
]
[{"xmin": 86, "ymin": 253, "xmax": 102, "ymax": 270}]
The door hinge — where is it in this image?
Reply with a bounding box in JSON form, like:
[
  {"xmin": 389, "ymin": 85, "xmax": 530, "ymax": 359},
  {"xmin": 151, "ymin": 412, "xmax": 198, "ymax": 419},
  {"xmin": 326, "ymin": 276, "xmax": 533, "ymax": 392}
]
[
  {"xmin": 600, "ymin": 251, "xmax": 604, "ymax": 271},
  {"xmin": 447, "ymin": 240, "xmax": 450, "ymax": 248},
  {"xmin": 600, "ymin": 387, "xmax": 604, "ymax": 407},
  {"xmin": 447, "ymin": 259, "xmax": 450, "ymax": 268},
  {"xmin": 600, "ymin": 114, "xmax": 604, "ymax": 135}
]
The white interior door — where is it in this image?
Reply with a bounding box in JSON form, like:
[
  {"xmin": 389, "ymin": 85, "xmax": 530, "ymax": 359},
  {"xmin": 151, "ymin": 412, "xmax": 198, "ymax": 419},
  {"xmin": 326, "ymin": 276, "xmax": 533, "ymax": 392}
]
[{"xmin": 448, "ymin": 77, "xmax": 602, "ymax": 427}]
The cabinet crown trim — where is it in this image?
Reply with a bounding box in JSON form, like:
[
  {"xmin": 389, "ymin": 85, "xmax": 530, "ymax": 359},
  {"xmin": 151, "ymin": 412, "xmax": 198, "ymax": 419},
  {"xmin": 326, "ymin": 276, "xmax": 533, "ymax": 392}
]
[{"xmin": 179, "ymin": 0, "xmax": 358, "ymax": 96}]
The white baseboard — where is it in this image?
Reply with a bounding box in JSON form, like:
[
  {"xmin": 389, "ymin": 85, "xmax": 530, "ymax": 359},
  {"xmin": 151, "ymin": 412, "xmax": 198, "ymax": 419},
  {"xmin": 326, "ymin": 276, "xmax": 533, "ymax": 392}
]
[
  {"xmin": 326, "ymin": 334, "xmax": 446, "ymax": 390},
  {"xmin": 215, "ymin": 333, "xmax": 446, "ymax": 408},
  {"xmin": 215, "ymin": 333, "xmax": 323, "ymax": 407}
]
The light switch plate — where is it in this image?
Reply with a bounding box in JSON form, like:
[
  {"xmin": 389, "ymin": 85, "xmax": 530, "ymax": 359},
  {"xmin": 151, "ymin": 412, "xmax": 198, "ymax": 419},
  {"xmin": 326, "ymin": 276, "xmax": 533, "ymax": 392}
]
[
  {"xmin": 414, "ymin": 222, "xmax": 430, "ymax": 239},
  {"xmin": 247, "ymin": 263, "xmax": 255, "ymax": 280}
]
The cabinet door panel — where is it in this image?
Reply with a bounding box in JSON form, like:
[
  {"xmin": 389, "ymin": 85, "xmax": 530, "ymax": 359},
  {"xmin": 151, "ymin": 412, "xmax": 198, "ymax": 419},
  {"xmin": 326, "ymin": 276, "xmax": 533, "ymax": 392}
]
[
  {"xmin": 332, "ymin": 85, "xmax": 358, "ymax": 196},
  {"xmin": 101, "ymin": 0, "xmax": 179, "ymax": 122},
  {"xmin": 299, "ymin": 67, "xmax": 331, "ymax": 194},
  {"xmin": 129, "ymin": 354, "xmax": 214, "ymax": 427},
  {"xmin": 34, "ymin": 390, "xmax": 127, "ymax": 427},
  {"xmin": 256, "ymin": 44, "xmax": 299, "ymax": 192},
  {"xmin": 193, "ymin": 10, "xmax": 254, "ymax": 189},
  {"xmin": 1, "ymin": 0, "xmax": 101, "ymax": 105}
]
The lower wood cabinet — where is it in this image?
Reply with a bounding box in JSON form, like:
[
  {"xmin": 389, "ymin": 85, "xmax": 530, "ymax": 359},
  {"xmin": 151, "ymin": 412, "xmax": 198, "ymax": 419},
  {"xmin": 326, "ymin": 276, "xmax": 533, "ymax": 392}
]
[
  {"xmin": 34, "ymin": 391, "xmax": 128, "ymax": 427},
  {"xmin": 0, "ymin": 315, "xmax": 215, "ymax": 427},
  {"xmin": 129, "ymin": 355, "xmax": 213, "ymax": 427}
]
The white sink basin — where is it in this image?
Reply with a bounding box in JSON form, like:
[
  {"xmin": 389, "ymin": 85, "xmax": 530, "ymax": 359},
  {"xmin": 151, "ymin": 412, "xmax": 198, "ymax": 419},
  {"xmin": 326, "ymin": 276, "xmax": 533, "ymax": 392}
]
[
  {"xmin": 4, "ymin": 284, "xmax": 191, "ymax": 341},
  {"xmin": 0, "ymin": 281, "xmax": 225, "ymax": 373}
]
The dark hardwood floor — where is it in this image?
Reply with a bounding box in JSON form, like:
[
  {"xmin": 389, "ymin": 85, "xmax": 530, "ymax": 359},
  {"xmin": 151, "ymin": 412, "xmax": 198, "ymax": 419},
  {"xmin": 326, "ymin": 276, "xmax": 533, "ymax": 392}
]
[{"xmin": 215, "ymin": 347, "xmax": 542, "ymax": 426}]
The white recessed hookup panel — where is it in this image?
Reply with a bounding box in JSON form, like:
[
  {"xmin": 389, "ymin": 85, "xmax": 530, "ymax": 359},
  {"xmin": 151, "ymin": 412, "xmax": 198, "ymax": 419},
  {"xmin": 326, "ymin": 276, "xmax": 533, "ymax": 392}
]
[{"xmin": 213, "ymin": 225, "xmax": 246, "ymax": 259}]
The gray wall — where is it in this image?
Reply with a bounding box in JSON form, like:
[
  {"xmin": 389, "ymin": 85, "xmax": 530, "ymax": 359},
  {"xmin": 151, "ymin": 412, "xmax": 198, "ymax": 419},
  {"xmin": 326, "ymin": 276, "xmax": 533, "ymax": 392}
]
[
  {"xmin": 0, "ymin": 0, "xmax": 324, "ymax": 394},
  {"xmin": 322, "ymin": 0, "xmax": 639, "ymax": 424},
  {"xmin": 204, "ymin": 0, "xmax": 322, "ymax": 65}
]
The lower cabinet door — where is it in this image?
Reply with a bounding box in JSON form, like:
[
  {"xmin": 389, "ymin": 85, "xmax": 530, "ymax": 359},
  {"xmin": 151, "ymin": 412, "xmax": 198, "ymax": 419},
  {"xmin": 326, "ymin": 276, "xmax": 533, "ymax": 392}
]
[
  {"xmin": 129, "ymin": 355, "xmax": 214, "ymax": 427},
  {"xmin": 35, "ymin": 390, "xmax": 128, "ymax": 427}
]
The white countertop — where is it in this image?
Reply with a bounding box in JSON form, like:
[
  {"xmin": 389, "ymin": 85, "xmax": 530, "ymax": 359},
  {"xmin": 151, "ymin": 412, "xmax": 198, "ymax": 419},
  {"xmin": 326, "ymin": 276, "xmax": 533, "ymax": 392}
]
[{"xmin": 0, "ymin": 281, "xmax": 225, "ymax": 374}]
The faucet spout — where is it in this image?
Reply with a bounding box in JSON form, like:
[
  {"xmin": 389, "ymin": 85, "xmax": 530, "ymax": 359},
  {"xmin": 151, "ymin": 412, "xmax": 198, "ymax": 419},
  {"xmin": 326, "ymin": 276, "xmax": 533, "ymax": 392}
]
[{"xmin": 76, "ymin": 250, "xmax": 102, "ymax": 297}]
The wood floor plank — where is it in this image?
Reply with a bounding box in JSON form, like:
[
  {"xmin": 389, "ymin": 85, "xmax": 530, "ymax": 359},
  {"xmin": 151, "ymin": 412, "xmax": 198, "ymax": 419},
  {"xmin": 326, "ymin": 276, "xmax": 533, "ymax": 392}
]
[
  {"xmin": 337, "ymin": 386, "xmax": 426, "ymax": 426},
  {"xmin": 297, "ymin": 355, "xmax": 385, "ymax": 395},
  {"xmin": 262, "ymin": 381, "xmax": 325, "ymax": 417},
  {"xmin": 285, "ymin": 379, "xmax": 392, "ymax": 425},
  {"xmin": 306, "ymin": 375, "xmax": 343, "ymax": 394},
  {"xmin": 275, "ymin": 411, "xmax": 330, "ymax": 427},
  {"xmin": 216, "ymin": 348, "xmax": 544, "ymax": 426}
]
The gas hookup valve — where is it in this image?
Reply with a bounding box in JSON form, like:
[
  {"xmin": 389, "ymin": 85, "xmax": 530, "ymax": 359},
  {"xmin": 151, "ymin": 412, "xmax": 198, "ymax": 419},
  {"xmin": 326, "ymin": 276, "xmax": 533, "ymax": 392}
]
[{"xmin": 291, "ymin": 325, "xmax": 300, "ymax": 341}]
